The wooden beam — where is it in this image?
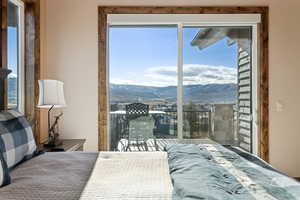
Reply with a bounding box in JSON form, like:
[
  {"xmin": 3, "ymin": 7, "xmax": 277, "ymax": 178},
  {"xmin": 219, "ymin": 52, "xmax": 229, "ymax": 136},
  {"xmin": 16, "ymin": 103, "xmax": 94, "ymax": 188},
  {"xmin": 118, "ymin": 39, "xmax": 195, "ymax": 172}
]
[
  {"xmin": 98, "ymin": 7, "xmax": 269, "ymax": 162},
  {"xmin": 258, "ymin": 7, "xmax": 269, "ymax": 162},
  {"xmin": 23, "ymin": 1, "xmax": 41, "ymax": 144}
]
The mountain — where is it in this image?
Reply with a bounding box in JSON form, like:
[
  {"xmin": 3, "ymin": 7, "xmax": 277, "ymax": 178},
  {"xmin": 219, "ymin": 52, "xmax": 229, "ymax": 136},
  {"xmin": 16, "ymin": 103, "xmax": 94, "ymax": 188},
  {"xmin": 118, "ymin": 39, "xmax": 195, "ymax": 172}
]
[
  {"xmin": 8, "ymin": 77, "xmax": 17, "ymax": 105},
  {"xmin": 110, "ymin": 83, "xmax": 237, "ymax": 104},
  {"xmin": 7, "ymin": 79, "xmax": 238, "ymax": 105}
]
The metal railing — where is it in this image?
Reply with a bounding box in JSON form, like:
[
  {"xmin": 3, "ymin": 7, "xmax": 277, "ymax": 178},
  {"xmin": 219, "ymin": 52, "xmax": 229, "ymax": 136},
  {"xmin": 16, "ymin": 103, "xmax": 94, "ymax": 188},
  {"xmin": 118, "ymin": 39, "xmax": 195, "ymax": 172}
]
[{"xmin": 109, "ymin": 110, "xmax": 212, "ymax": 150}]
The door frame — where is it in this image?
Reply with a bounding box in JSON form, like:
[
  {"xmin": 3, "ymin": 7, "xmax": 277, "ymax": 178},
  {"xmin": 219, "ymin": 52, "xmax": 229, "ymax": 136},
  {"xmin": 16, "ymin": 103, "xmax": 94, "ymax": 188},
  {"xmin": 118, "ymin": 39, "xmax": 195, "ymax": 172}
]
[{"xmin": 98, "ymin": 6, "xmax": 269, "ymax": 161}]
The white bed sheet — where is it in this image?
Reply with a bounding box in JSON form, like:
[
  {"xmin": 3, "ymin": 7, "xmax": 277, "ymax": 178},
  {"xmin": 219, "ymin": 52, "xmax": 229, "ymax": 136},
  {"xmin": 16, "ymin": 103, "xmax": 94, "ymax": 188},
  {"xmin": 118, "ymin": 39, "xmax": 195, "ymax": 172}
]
[{"xmin": 80, "ymin": 152, "xmax": 173, "ymax": 200}]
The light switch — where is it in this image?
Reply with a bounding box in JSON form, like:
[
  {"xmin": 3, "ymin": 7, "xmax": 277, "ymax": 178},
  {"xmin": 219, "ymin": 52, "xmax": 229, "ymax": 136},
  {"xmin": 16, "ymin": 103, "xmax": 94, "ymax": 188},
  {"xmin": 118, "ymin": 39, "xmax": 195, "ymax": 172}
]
[{"xmin": 275, "ymin": 101, "xmax": 284, "ymax": 112}]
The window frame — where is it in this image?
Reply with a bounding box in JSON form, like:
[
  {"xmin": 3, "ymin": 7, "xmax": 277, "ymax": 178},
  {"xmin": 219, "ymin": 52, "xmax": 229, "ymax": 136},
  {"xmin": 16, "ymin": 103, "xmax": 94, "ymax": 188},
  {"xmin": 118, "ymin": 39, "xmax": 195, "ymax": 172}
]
[
  {"xmin": 7, "ymin": 0, "xmax": 25, "ymax": 113},
  {"xmin": 107, "ymin": 16, "xmax": 259, "ymax": 154},
  {"xmin": 98, "ymin": 7, "xmax": 269, "ymax": 162}
]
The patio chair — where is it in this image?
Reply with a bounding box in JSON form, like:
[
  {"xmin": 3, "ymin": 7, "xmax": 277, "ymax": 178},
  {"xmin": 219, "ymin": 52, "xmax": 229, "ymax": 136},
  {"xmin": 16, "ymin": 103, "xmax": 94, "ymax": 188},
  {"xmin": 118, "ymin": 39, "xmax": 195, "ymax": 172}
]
[
  {"xmin": 124, "ymin": 103, "xmax": 157, "ymax": 151},
  {"xmin": 126, "ymin": 103, "xmax": 149, "ymax": 120},
  {"xmin": 127, "ymin": 115, "xmax": 156, "ymax": 151}
]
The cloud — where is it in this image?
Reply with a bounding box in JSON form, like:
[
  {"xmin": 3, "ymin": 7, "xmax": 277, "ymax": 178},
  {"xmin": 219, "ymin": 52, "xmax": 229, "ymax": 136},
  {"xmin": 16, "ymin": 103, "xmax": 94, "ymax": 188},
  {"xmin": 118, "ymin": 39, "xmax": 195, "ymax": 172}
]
[
  {"xmin": 111, "ymin": 64, "xmax": 237, "ymax": 87},
  {"xmin": 110, "ymin": 78, "xmax": 173, "ymax": 87},
  {"xmin": 8, "ymin": 73, "xmax": 17, "ymax": 78},
  {"xmin": 145, "ymin": 64, "xmax": 237, "ymax": 86}
]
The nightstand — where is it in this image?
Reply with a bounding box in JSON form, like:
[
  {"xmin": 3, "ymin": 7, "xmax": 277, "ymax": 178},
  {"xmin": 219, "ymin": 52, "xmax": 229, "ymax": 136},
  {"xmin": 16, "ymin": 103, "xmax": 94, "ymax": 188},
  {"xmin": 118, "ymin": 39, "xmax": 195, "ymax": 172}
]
[{"xmin": 40, "ymin": 139, "xmax": 86, "ymax": 152}]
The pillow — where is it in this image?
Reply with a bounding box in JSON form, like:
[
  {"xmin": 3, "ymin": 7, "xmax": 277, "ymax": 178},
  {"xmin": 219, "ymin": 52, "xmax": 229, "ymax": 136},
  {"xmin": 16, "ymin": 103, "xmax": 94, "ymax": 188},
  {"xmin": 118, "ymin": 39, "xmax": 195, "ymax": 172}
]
[
  {"xmin": 0, "ymin": 150, "xmax": 10, "ymax": 187},
  {"xmin": 0, "ymin": 110, "xmax": 38, "ymax": 169}
]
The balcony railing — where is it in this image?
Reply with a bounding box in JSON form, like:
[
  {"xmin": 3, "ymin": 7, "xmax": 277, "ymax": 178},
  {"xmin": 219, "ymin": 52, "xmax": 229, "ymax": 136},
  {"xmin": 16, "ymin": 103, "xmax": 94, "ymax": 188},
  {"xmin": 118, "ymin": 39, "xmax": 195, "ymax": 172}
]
[{"xmin": 109, "ymin": 104, "xmax": 237, "ymax": 151}]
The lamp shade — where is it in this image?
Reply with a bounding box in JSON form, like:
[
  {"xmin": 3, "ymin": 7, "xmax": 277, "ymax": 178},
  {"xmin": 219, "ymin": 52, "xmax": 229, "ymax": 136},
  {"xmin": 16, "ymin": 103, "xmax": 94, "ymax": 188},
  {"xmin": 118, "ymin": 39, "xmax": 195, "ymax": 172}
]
[{"xmin": 37, "ymin": 80, "xmax": 67, "ymax": 108}]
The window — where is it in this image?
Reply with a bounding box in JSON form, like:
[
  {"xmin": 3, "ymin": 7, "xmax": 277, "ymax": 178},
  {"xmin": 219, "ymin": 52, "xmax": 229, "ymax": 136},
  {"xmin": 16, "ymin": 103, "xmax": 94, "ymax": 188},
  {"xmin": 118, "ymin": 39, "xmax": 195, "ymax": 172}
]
[
  {"xmin": 7, "ymin": 0, "xmax": 24, "ymax": 112},
  {"xmin": 107, "ymin": 14, "xmax": 259, "ymax": 153}
]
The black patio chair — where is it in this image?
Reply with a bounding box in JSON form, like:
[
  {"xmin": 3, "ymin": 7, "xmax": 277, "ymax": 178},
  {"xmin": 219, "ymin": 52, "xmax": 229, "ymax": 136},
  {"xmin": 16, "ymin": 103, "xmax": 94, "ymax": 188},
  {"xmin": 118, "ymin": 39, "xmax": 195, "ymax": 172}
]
[
  {"xmin": 123, "ymin": 103, "xmax": 156, "ymax": 151},
  {"xmin": 126, "ymin": 103, "xmax": 149, "ymax": 120}
]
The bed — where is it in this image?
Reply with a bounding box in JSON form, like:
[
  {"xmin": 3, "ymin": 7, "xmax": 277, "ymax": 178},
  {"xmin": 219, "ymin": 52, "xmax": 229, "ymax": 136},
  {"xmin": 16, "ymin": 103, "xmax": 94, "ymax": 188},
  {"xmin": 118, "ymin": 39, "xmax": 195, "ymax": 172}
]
[
  {"xmin": 0, "ymin": 144, "xmax": 300, "ymax": 200},
  {"xmin": 0, "ymin": 152, "xmax": 98, "ymax": 200}
]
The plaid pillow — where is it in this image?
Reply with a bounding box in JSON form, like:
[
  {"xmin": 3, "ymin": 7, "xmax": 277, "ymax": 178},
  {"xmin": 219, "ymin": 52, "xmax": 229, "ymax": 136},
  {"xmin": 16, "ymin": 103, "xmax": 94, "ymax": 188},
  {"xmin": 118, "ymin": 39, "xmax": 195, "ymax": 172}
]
[
  {"xmin": 0, "ymin": 150, "xmax": 10, "ymax": 187},
  {"xmin": 0, "ymin": 110, "xmax": 37, "ymax": 169}
]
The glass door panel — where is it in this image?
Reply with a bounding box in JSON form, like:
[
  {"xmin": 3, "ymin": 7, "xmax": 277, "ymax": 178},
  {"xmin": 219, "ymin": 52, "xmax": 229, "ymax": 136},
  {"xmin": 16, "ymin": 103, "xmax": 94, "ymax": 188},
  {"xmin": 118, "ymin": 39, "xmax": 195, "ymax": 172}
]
[
  {"xmin": 7, "ymin": 1, "xmax": 20, "ymax": 109},
  {"xmin": 108, "ymin": 24, "xmax": 254, "ymax": 153},
  {"xmin": 109, "ymin": 26, "xmax": 178, "ymax": 151},
  {"xmin": 182, "ymin": 26, "xmax": 253, "ymax": 151}
]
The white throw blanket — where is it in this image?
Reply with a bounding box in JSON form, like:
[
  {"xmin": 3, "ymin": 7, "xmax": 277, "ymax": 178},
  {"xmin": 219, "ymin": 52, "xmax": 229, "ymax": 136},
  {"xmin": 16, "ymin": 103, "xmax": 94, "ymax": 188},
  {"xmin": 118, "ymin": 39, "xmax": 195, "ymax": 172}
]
[{"xmin": 80, "ymin": 152, "xmax": 173, "ymax": 200}]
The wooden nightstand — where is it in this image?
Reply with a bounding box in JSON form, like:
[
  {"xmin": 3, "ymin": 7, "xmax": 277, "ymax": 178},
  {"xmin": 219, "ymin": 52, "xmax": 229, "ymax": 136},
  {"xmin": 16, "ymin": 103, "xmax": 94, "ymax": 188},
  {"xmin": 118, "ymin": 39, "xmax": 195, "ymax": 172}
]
[{"xmin": 40, "ymin": 139, "xmax": 86, "ymax": 152}]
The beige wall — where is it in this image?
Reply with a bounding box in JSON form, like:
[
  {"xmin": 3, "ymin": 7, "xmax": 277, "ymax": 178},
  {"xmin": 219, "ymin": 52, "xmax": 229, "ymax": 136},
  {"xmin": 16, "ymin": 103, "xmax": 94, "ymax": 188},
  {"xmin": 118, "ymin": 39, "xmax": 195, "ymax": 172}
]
[{"xmin": 41, "ymin": 0, "xmax": 300, "ymax": 177}]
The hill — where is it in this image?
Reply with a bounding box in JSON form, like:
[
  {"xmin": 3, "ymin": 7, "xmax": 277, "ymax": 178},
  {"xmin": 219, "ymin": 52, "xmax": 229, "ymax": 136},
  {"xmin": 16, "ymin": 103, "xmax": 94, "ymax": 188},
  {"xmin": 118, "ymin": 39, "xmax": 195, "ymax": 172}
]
[{"xmin": 110, "ymin": 83, "xmax": 237, "ymax": 104}]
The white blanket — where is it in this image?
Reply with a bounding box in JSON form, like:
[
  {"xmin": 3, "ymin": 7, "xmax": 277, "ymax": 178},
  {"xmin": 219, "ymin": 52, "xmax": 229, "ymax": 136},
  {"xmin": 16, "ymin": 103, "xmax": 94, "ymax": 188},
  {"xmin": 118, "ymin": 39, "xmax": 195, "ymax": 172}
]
[{"xmin": 80, "ymin": 152, "xmax": 173, "ymax": 200}]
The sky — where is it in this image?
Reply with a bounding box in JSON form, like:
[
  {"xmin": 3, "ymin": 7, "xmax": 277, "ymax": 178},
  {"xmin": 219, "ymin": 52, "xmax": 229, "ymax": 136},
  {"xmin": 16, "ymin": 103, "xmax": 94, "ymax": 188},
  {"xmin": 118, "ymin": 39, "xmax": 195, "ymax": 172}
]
[
  {"xmin": 8, "ymin": 27, "xmax": 18, "ymax": 78},
  {"xmin": 109, "ymin": 27, "xmax": 238, "ymax": 87},
  {"xmin": 8, "ymin": 26, "xmax": 239, "ymax": 85}
]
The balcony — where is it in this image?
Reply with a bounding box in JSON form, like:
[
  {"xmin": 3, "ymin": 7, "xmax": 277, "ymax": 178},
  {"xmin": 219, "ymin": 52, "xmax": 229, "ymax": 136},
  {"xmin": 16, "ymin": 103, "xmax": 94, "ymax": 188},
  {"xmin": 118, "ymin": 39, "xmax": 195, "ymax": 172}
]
[{"xmin": 110, "ymin": 104, "xmax": 238, "ymax": 151}]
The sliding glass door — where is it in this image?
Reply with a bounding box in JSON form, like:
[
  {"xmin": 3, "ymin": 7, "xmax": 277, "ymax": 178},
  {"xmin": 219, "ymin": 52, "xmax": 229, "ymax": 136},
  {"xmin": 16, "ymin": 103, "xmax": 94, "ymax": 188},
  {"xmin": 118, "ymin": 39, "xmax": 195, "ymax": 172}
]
[
  {"xmin": 108, "ymin": 23, "xmax": 255, "ymax": 153},
  {"xmin": 181, "ymin": 26, "xmax": 253, "ymax": 152},
  {"xmin": 109, "ymin": 26, "xmax": 178, "ymax": 151}
]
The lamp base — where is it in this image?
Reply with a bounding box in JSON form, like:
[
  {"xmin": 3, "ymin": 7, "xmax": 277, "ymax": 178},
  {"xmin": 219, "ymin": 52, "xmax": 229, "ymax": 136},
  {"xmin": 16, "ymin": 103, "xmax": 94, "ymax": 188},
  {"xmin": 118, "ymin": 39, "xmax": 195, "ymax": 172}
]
[{"xmin": 43, "ymin": 139, "xmax": 63, "ymax": 148}]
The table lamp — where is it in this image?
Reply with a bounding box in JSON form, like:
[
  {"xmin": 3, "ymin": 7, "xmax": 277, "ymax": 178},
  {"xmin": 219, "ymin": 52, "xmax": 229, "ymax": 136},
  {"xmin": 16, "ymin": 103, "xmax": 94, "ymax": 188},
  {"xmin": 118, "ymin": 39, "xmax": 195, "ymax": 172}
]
[{"xmin": 37, "ymin": 80, "xmax": 66, "ymax": 147}]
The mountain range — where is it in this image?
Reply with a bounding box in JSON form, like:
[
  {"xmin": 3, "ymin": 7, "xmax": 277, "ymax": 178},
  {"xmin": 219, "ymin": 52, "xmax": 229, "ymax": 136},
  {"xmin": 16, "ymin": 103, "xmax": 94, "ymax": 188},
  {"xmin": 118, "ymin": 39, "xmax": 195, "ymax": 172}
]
[
  {"xmin": 7, "ymin": 79, "xmax": 238, "ymax": 104},
  {"xmin": 8, "ymin": 77, "xmax": 17, "ymax": 104},
  {"xmin": 110, "ymin": 83, "xmax": 237, "ymax": 104}
]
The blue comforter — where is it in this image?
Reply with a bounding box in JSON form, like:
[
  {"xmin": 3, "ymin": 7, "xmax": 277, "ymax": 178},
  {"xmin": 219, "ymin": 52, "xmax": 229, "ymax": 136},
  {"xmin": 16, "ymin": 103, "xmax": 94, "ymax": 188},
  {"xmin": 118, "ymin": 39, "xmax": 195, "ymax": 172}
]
[{"xmin": 166, "ymin": 144, "xmax": 300, "ymax": 200}]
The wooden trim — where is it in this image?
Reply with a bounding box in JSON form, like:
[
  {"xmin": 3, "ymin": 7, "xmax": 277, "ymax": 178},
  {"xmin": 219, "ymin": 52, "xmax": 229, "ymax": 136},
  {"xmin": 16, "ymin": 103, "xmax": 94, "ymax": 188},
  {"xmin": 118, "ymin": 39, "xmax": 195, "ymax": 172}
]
[
  {"xmin": 98, "ymin": 7, "xmax": 108, "ymax": 151},
  {"xmin": 99, "ymin": 6, "xmax": 268, "ymax": 14},
  {"xmin": 0, "ymin": 0, "xmax": 40, "ymax": 143},
  {"xmin": 98, "ymin": 6, "xmax": 269, "ymax": 161},
  {"xmin": 23, "ymin": 0, "xmax": 41, "ymax": 144},
  {"xmin": 33, "ymin": 0, "xmax": 40, "ymax": 145},
  {"xmin": 24, "ymin": 3, "xmax": 35, "ymax": 121},
  {"xmin": 258, "ymin": 8, "xmax": 269, "ymax": 162}
]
